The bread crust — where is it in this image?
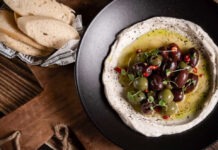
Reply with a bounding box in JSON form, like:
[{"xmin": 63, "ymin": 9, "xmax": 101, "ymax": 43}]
[
  {"xmin": 3, "ymin": 0, "xmax": 75, "ymax": 24},
  {"xmin": 0, "ymin": 32, "xmax": 53, "ymax": 56},
  {"xmin": 0, "ymin": 10, "xmax": 49, "ymax": 50},
  {"xmin": 17, "ymin": 16, "xmax": 80, "ymax": 49}
]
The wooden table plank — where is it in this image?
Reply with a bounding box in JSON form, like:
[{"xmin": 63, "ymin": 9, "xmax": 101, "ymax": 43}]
[
  {"xmin": 0, "ymin": 56, "xmax": 42, "ymax": 114},
  {"xmin": 0, "ymin": 65, "xmax": 83, "ymax": 149}
]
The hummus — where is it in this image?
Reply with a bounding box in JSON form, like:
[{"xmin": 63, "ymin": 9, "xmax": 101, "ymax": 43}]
[{"xmin": 102, "ymin": 17, "xmax": 218, "ymax": 137}]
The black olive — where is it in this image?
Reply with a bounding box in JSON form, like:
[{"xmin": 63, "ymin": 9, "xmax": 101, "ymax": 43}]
[
  {"xmin": 172, "ymin": 89, "xmax": 184, "ymax": 102},
  {"xmin": 131, "ymin": 63, "xmax": 146, "ymax": 75},
  {"xmin": 167, "ymin": 43, "xmax": 182, "ymax": 61},
  {"xmin": 143, "ymin": 66, "xmax": 153, "ymax": 77},
  {"xmin": 141, "ymin": 102, "xmax": 153, "ymax": 114},
  {"xmin": 150, "ymin": 74, "xmax": 164, "ymax": 91},
  {"xmin": 159, "ymin": 46, "xmax": 169, "ymax": 60},
  {"xmin": 161, "ymin": 60, "xmax": 177, "ymax": 77},
  {"xmin": 174, "ymin": 70, "xmax": 189, "ymax": 88},
  {"xmin": 184, "ymin": 73, "xmax": 199, "ymax": 93},
  {"xmin": 189, "ymin": 48, "xmax": 199, "ymax": 67}
]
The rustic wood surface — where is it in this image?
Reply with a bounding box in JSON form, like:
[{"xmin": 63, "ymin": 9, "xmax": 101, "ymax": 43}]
[
  {"xmin": 0, "ymin": 0, "xmax": 217, "ymax": 150},
  {"xmin": 0, "ymin": 56, "xmax": 42, "ymax": 114}
]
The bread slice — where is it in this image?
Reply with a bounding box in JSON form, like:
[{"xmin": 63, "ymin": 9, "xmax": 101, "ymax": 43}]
[
  {"xmin": 4, "ymin": 0, "xmax": 75, "ymax": 24},
  {"xmin": 17, "ymin": 16, "xmax": 80, "ymax": 49},
  {"xmin": 0, "ymin": 10, "xmax": 48, "ymax": 50},
  {"xmin": 14, "ymin": 12, "xmax": 21, "ymax": 23},
  {"xmin": 0, "ymin": 32, "xmax": 53, "ymax": 56}
]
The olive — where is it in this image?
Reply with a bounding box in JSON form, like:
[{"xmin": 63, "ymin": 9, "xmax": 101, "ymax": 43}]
[
  {"xmin": 131, "ymin": 63, "xmax": 145, "ymax": 76},
  {"xmin": 172, "ymin": 89, "xmax": 184, "ymax": 102},
  {"xmin": 124, "ymin": 86, "xmax": 135, "ymax": 95},
  {"xmin": 171, "ymin": 49, "xmax": 182, "ymax": 61},
  {"xmin": 133, "ymin": 77, "xmax": 148, "ymax": 91},
  {"xmin": 161, "ymin": 61, "xmax": 177, "ymax": 72},
  {"xmin": 159, "ymin": 46, "xmax": 169, "ymax": 60},
  {"xmin": 161, "ymin": 60, "xmax": 177, "ymax": 77},
  {"xmin": 167, "ymin": 61, "xmax": 177, "ymax": 71},
  {"xmin": 143, "ymin": 66, "xmax": 153, "ymax": 77},
  {"xmin": 174, "ymin": 70, "xmax": 189, "ymax": 88},
  {"xmin": 127, "ymin": 91, "xmax": 146, "ymax": 105},
  {"xmin": 149, "ymin": 55, "xmax": 163, "ymax": 67},
  {"xmin": 163, "ymin": 102, "xmax": 178, "ymax": 115},
  {"xmin": 135, "ymin": 91, "xmax": 146, "ymax": 104},
  {"xmin": 119, "ymin": 74, "xmax": 131, "ymax": 87},
  {"xmin": 189, "ymin": 48, "xmax": 199, "ymax": 67},
  {"xmin": 150, "ymin": 74, "xmax": 164, "ymax": 91},
  {"xmin": 141, "ymin": 101, "xmax": 153, "ymax": 114},
  {"xmin": 184, "ymin": 73, "xmax": 199, "ymax": 93},
  {"xmin": 178, "ymin": 61, "xmax": 192, "ymax": 71},
  {"xmin": 134, "ymin": 52, "xmax": 146, "ymax": 63},
  {"xmin": 167, "ymin": 43, "xmax": 180, "ymax": 50},
  {"xmin": 167, "ymin": 43, "xmax": 182, "ymax": 61},
  {"xmin": 131, "ymin": 63, "xmax": 153, "ymax": 77},
  {"xmin": 158, "ymin": 89, "xmax": 174, "ymax": 103},
  {"xmin": 164, "ymin": 82, "xmax": 173, "ymax": 90},
  {"xmin": 147, "ymin": 91, "xmax": 157, "ymax": 100}
]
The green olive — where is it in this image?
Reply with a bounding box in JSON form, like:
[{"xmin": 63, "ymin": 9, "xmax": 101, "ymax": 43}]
[
  {"xmin": 163, "ymin": 102, "xmax": 178, "ymax": 115},
  {"xmin": 165, "ymin": 83, "xmax": 173, "ymax": 90},
  {"xmin": 133, "ymin": 77, "xmax": 148, "ymax": 91},
  {"xmin": 134, "ymin": 53, "xmax": 146, "ymax": 63},
  {"xmin": 149, "ymin": 55, "xmax": 163, "ymax": 67},
  {"xmin": 178, "ymin": 61, "xmax": 192, "ymax": 71},
  {"xmin": 124, "ymin": 86, "xmax": 135, "ymax": 96},
  {"xmin": 127, "ymin": 91, "xmax": 146, "ymax": 105},
  {"xmin": 134, "ymin": 91, "xmax": 146, "ymax": 103},
  {"xmin": 158, "ymin": 89, "xmax": 174, "ymax": 103},
  {"xmin": 147, "ymin": 91, "xmax": 156, "ymax": 98},
  {"xmin": 119, "ymin": 74, "xmax": 131, "ymax": 87}
]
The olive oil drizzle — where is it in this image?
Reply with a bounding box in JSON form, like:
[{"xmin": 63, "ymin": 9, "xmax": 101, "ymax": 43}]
[{"xmin": 117, "ymin": 29, "xmax": 211, "ymax": 120}]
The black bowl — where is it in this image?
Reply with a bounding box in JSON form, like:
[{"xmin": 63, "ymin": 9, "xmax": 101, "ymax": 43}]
[{"xmin": 75, "ymin": 0, "xmax": 218, "ymax": 149}]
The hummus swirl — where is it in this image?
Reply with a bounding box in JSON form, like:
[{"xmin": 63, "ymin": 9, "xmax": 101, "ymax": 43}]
[{"xmin": 103, "ymin": 17, "xmax": 218, "ymax": 137}]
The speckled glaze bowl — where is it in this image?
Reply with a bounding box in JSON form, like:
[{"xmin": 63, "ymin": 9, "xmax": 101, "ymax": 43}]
[{"xmin": 103, "ymin": 17, "xmax": 218, "ymax": 137}]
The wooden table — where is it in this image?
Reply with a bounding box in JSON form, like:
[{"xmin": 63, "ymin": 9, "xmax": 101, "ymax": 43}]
[{"xmin": 0, "ymin": 0, "xmax": 217, "ymax": 150}]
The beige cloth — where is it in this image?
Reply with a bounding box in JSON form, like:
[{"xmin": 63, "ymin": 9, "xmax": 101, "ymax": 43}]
[
  {"xmin": 0, "ymin": 131, "xmax": 21, "ymax": 150},
  {"xmin": 54, "ymin": 124, "xmax": 77, "ymax": 150}
]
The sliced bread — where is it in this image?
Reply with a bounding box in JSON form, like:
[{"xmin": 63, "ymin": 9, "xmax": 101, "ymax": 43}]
[
  {"xmin": 17, "ymin": 16, "xmax": 80, "ymax": 49},
  {"xmin": 0, "ymin": 32, "xmax": 53, "ymax": 56},
  {"xmin": 4, "ymin": 0, "xmax": 75, "ymax": 24},
  {"xmin": 0, "ymin": 10, "xmax": 48, "ymax": 50},
  {"xmin": 14, "ymin": 12, "xmax": 21, "ymax": 23}
]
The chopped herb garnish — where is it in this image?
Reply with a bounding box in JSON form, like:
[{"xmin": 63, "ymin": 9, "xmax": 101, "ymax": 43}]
[
  {"xmin": 128, "ymin": 74, "xmax": 135, "ymax": 81},
  {"xmin": 148, "ymin": 96, "xmax": 154, "ymax": 103},
  {"xmin": 166, "ymin": 69, "xmax": 171, "ymax": 77},
  {"xmin": 163, "ymin": 80, "xmax": 168, "ymax": 85},
  {"xmin": 149, "ymin": 49, "xmax": 160, "ymax": 56},
  {"xmin": 121, "ymin": 69, "xmax": 127, "ymax": 75},
  {"xmin": 127, "ymin": 92, "xmax": 134, "ymax": 101},
  {"xmin": 163, "ymin": 80, "xmax": 178, "ymax": 87},
  {"xmin": 158, "ymin": 99, "xmax": 167, "ymax": 107}
]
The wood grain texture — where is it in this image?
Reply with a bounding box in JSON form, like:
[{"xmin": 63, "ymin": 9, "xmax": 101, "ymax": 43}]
[
  {"xmin": 0, "ymin": 64, "xmax": 120, "ymax": 150},
  {"xmin": 0, "ymin": 65, "xmax": 81, "ymax": 149},
  {"xmin": 0, "ymin": 55, "xmax": 42, "ymax": 114}
]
